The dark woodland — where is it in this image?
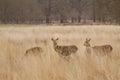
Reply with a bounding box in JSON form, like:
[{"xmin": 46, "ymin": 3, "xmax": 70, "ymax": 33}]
[{"xmin": 0, "ymin": 0, "xmax": 120, "ymax": 24}]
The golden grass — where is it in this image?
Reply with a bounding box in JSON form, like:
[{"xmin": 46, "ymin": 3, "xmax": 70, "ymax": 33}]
[{"xmin": 0, "ymin": 25, "xmax": 120, "ymax": 80}]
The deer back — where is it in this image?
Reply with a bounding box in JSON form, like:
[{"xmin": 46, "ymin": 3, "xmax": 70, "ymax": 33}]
[
  {"xmin": 25, "ymin": 47, "xmax": 43, "ymax": 56},
  {"xmin": 67, "ymin": 45, "xmax": 78, "ymax": 53},
  {"xmin": 92, "ymin": 44, "xmax": 112, "ymax": 55},
  {"xmin": 55, "ymin": 45, "xmax": 78, "ymax": 56}
]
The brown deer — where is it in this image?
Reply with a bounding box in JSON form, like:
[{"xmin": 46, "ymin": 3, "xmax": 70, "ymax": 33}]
[
  {"xmin": 25, "ymin": 47, "xmax": 43, "ymax": 56},
  {"xmin": 84, "ymin": 38, "xmax": 113, "ymax": 56},
  {"xmin": 51, "ymin": 38, "xmax": 78, "ymax": 57}
]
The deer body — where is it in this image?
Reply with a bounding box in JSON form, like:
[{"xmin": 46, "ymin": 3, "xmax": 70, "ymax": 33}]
[
  {"xmin": 52, "ymin": 38, "xmax": 78, "ymax": 56},
  {"xmin": 54, "ymin": 45, "xmax": 78, "ymax": 56},
  {"xmin": 92, "ymin": 45, "xmax": 112, "ymax": 53},
  {"xmin": 25, "ymin": 47, "xmax": 43, "ymax": 56},
  {"xmin": 84, "ymin": 38, "xmax": 112, "ymax": 56}
]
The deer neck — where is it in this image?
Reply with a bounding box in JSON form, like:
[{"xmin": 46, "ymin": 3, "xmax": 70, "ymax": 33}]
[
  {"xmin": 86, "ymin": 46, "xmax": 92, "ymax": 53},
  {"xmin": 86, "ymin": 46, "xmax": 91, "ymax": 49},
  {"xmin": 53, "ymin": 42, "xmax": 58, "ymax": 49}
]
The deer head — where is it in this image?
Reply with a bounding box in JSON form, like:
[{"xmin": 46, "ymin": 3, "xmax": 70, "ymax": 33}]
[
  {"xmin": 51, "ymin": 38, "xmax": 59, "ymax": 48},
  {"xmin": 84, "ymin": 38, "xmax": 91, "ymax": 47}
]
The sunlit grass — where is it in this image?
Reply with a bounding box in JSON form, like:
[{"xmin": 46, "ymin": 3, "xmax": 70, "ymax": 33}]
[{"xmin": 0, "ymin": 25, "xmax": 120, "ymax": 80}]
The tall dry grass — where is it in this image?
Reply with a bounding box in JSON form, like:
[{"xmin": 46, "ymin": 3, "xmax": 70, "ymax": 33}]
[{"xmin": 0, "ymin": 25, "xmax": 120, "ymax": 80}]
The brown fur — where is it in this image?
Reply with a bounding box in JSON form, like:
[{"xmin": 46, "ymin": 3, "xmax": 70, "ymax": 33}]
[
  {"xmin": 51, "ymin": 38, "xmax": 78, "ymax": 57},
  {"xmin": 84, "ymin": 38, "xmax": 113, "ymax": 56},
  {"xmin": 25, "ymin": 47, "xmax": 43, "ymax": 56}
]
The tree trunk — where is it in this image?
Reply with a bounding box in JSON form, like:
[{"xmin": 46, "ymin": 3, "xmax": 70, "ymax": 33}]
[
  {"xmin": 60, "ymin": 15, "xmax": 64, "ymax": 23},
  {"xmin": 46, "ymin": 15, "xmax": 50, "ymax": 24},
  {"xmin": 78, "ymin": 16, "xmax": 81, "ymax": 23},
  {"xmin": 71, "ymin": 17, "xmax": 74, "ymax": 23},
  {"xmin": 93, "ymin": 0, "xmax": 96, "ymax": 22}
]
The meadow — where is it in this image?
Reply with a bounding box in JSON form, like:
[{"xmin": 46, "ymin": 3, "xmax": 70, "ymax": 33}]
[{"xmin": 0, "ymin": 25, "xmax": 120, "ymax": 80}]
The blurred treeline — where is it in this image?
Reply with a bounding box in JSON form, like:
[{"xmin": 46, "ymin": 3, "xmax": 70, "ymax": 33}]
[{"xmin": 0, "ymin": 0, "xmax": 120, "ymax": 24}]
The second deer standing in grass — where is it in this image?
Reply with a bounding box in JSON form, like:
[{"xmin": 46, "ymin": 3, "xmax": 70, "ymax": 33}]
[{"xmin": 84, "ymin": 38, "xmax": 113, "ymax": 56}]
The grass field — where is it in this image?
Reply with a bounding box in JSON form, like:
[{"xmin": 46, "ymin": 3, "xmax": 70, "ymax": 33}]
[{"xmin": 0, "ymin": 25, "xmax": 120, "ymax": 80}]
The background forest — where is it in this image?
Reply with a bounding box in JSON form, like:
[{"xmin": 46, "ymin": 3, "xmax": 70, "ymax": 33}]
[{"xmin": 0, "ymin": 0, "xmax": 120, "ymax": 24}]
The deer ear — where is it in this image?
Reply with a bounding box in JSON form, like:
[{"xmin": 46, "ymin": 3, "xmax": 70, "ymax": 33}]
[{"xmin": 88, "ymin": 38, "xmax": 91, "ymax": 41}]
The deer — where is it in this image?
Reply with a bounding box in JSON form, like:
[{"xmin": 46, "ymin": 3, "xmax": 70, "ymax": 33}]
[
  {"xmin": 84, "ymin": 38, "xmax": 113, "ymax": 56},
  {"xmin": 25, "ymin": 47, "xmax": 43, "ymax": 57},
  {"xmin": 51, "ymin": 38, "xmax": 78, "ymax": 60}
]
